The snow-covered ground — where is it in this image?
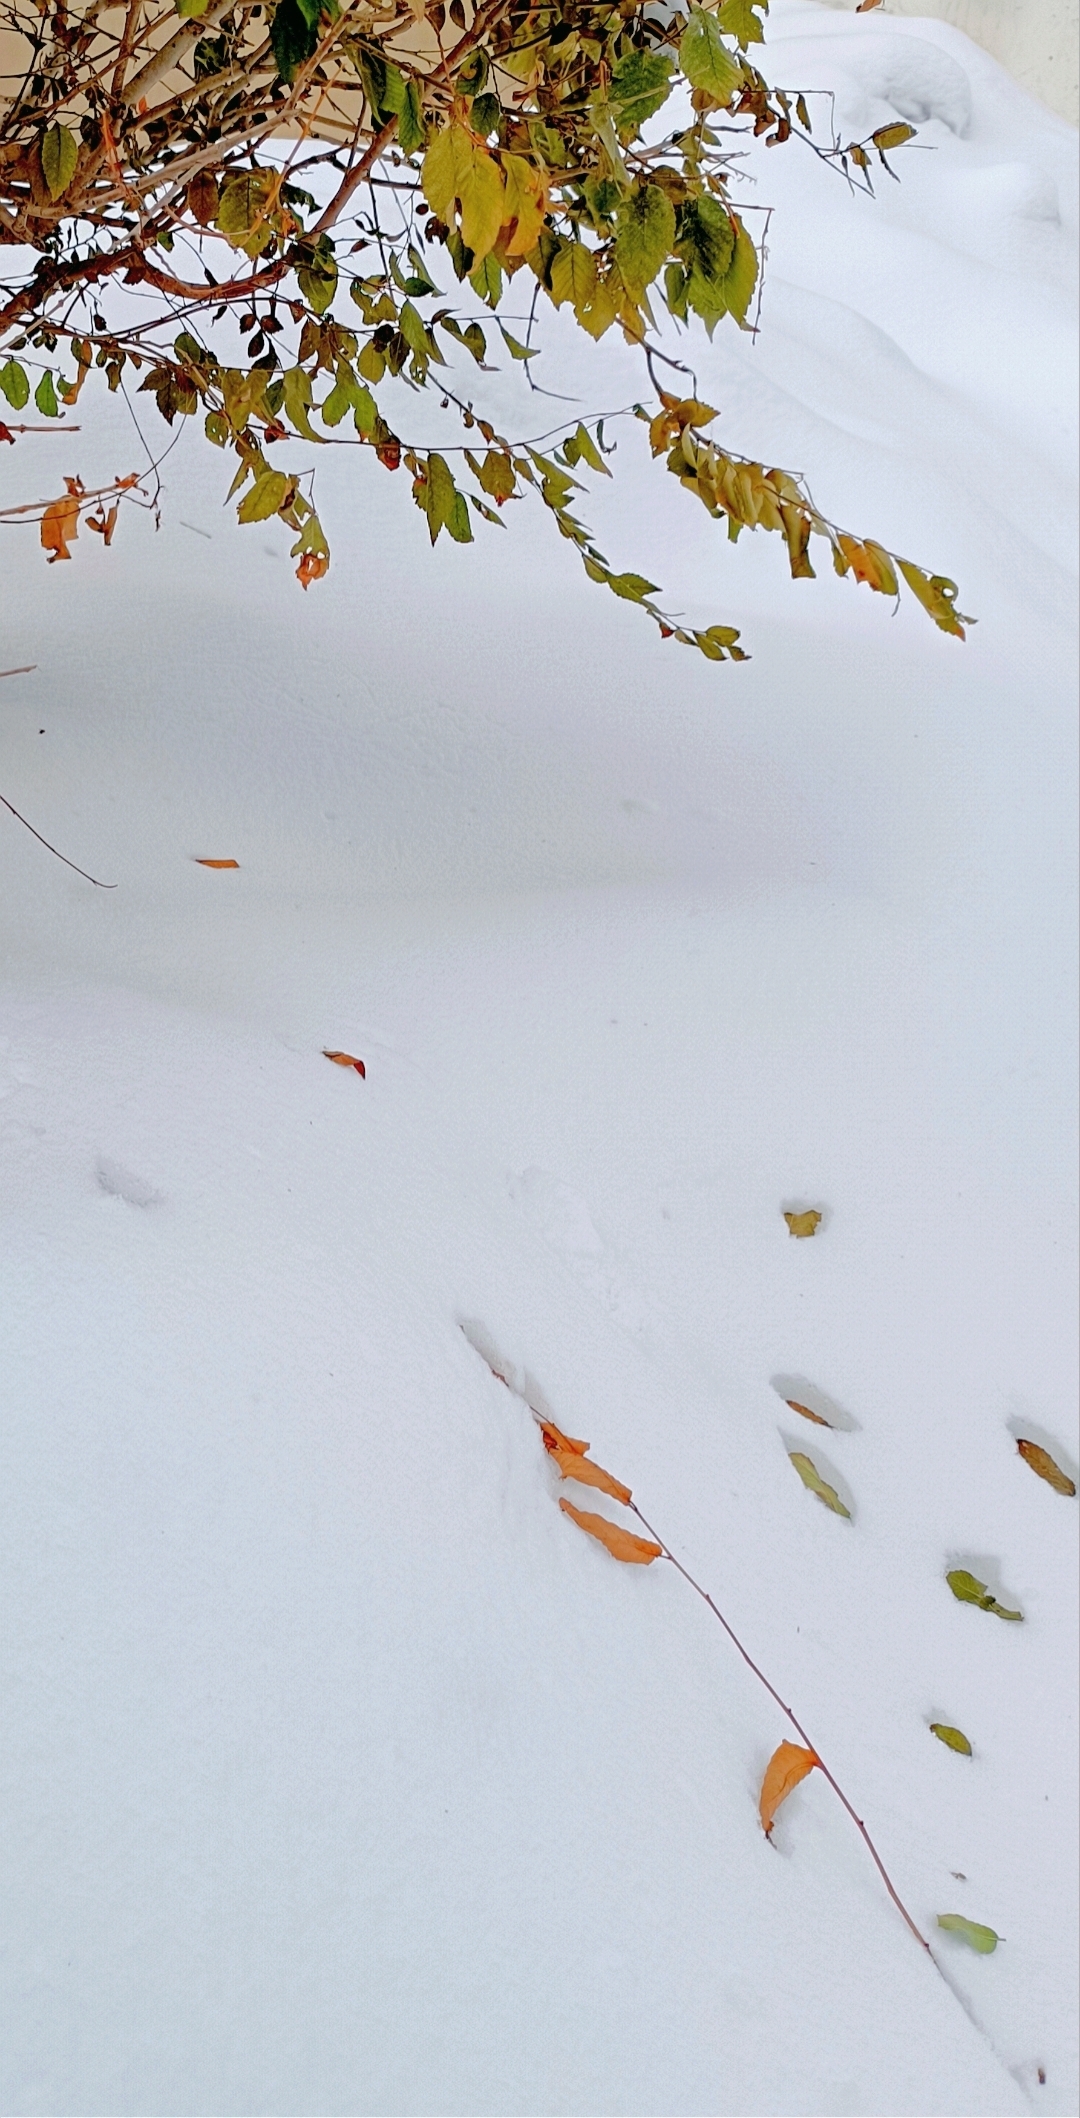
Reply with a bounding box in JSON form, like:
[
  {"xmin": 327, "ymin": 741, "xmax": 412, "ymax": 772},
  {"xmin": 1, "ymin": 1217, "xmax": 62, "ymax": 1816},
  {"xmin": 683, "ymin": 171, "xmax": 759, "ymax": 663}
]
[{"xmin": 2, "ymin": 7, "xmax": 1077, "ymax": 2112}]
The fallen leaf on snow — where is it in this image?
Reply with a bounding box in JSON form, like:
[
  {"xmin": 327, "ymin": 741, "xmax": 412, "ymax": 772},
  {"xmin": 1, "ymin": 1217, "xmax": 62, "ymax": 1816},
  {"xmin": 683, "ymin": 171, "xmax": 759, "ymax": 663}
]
[
  {"xmin": 759, "ymin": 1741, "xmax": 819, "ymax": 1838},
  {"xmin": 323, "ymin": 1049, "xmax": 366, "ymax": 1076},
  {"xmin": 946, "ymin": 1568, "xmax": 1022, "ymax": 1621},
  {"xmin": 1016, "ymin": 1439, "xmax": 1075, "ymax": 1497},
  {"xmin": 930, "ymin": 1723, "xmax": 972, "ymax": 1756},
  {"xmin": 558, "ymin": 1497, "xmax": 662, "ymax": 1563},
  {"xmin": 195, "ymin": 858, "xmax": 240, "ymax": 869},
  {"xmin": 789, "ymin": 1451, "xmax": 850, "ymax": 1517},
  {"xmin": 786, "ymin": 1398, "xmax": 832, "ymax": 1427},
  {"xmin": 937, "ymin": 1913, "xmax": 999, "ymax": 1954},
  {"xmin": 784, "ymin": 1209, "xmax": 822, "ymax": 1238},
  {"xmin": 538, "ymin": 1419, "xmax": 589, "ymax": 1456}
]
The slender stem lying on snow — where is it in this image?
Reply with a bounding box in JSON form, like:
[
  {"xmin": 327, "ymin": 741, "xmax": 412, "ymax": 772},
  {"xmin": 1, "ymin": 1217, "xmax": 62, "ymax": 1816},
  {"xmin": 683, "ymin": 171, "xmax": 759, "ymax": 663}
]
[
  {"xmin": 0, "ymin": 792, "xmax": 117, "ymax": 888},
  {"xmin": 628, "ymin": 1499, "xmax": 932, "ymax": 1956}
]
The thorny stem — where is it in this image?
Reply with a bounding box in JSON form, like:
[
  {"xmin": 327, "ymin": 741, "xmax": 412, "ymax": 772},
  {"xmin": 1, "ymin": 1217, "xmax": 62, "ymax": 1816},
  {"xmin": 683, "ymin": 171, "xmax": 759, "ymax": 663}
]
[{"xmin": 627, "ymin": 1498, "xmax": 933, "ymax": 1956}]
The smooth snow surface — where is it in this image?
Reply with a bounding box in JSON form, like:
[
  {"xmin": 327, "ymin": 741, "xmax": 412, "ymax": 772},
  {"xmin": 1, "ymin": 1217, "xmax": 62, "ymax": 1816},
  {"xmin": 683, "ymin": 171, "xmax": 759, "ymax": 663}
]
[{"xmin": 2, "ymin": 8, "xmax": 1077, "ymax": 2113}]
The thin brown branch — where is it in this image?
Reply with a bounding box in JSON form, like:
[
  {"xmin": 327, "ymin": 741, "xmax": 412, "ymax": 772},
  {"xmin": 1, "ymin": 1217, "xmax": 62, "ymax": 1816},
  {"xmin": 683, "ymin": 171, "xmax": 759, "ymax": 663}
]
[{"xmin": 0, "ymin": 790, "xmax": 117, "ymax": 886}]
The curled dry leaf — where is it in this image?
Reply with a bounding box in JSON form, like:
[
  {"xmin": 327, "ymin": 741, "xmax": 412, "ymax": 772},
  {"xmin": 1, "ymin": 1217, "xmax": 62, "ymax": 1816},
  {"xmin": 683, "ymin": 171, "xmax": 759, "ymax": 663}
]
[
  {"xmin": 538, "ymin": 1417, "xmax": 630, "ymax": 1501},
  {"xmin": 759, "ymin": 1741, "xmax": 819, "ymax": 1838},
  {"xmin": 323, "ymin": 1049, "xmax": 367, "ymax": 1076},
  {"xmin": 946, "ymin": 1568, "xmax": 1022, "ymax": 1621},
  {"xmin": 558, "ymin": 1497, "xmax": 662, "ymax": 1564},
  {"xmin": 786, "ymin": 1398, "xmax": 832, "ymax": 1427},
  {"xmin": 930, "ymin": 1722, "xmax": 972, "ymax": 1756},
  {"xmin": 195, "ymin": 858, "xmax": 240, "ymax": 869},
  {"xmin": 550, "ymin": 1446, "xmax": 632, "ymax": 1505},
  {"xmin": 538, "ymin": 1419, "xmax": 589, "ymax": 1456},
  {"xmin": 789, "ymin": 1451, "xmax": 850, "ymax": 1518},
  {"xmin": 937, "ymin": 1913, "xmax": 999, "ymax": 1954},
  {"xmin": 784, "ymin": 1209, "xmax": 822, "ymax": 1238},
  {"xmin": 1016, "ymin": 1439, "xmax": 1076, "ymax": 1497},
  {"xmin": 40, "ymin": 481, "xmax": 83, "ymax": 561}
]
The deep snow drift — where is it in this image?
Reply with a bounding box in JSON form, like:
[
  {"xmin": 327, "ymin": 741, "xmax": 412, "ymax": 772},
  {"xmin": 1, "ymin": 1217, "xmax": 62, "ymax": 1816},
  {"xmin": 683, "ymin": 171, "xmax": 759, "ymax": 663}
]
[{"xmin": 2, "ymin": 7, "xmax": 1077, "ymax": 2112}]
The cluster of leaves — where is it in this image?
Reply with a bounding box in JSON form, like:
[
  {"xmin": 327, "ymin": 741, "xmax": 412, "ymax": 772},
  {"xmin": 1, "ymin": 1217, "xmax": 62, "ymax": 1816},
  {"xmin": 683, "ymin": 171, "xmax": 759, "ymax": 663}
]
[{"xmin": 1, "ymin": 0, "xmax": 968, "ymax": 652}]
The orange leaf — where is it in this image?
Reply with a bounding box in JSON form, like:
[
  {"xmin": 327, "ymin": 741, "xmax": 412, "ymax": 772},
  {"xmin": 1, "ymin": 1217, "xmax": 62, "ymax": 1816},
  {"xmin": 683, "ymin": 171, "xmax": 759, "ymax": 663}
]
[
  {"xmin": 550, "ymin": 1446, "xmax": 631, "ymax": 1505},
  {"xmin": 759, "ymin": 1741, "xmax": 819, "ymax": 1837},
  {"xmin": 786, "ymin": 1399, "xmax": 831, "ymax": 1427},
  {"xmin": 195, "ymin": 858, "xmax": 240, "ymax": 868},
  {"xmin": 538, "ymin": 1418, "xmax": 589, "ymax": 1456},
  {"xmin": 1017, "ymin": 1438, "xmax": 1076, "ymax": 1496},
  {"xmin": 558, "ymin": 1496, "xmax": 662, "ymax": 1563},
  {"xmin": 323, "ymin": 1048, "xmax": 366, "ymax": 1077},
  {"xmin": 40, "ymin": 492, "xmax": 81, "ymax": 562}
]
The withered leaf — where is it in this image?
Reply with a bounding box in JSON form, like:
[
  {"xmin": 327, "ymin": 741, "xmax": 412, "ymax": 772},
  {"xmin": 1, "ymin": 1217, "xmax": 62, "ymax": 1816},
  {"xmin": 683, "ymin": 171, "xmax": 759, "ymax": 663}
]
[
  {"xmin": 930, "ymin": 1722, "xmax": 972, "ymax": 1756},
  {"xmin": 550, "ymin": 1446, "xmax": 632, "ymax": 1505},
  {"xmin": 1016, "ymin": 1439, "xmax": 1075, "ymax": 1497},
  {"xmin": 538, "ymin": 1418, "xmax": 589, "ymax": 1456},
  {"xmin": 784, "ymin": 1209, "xmax": 822, "ymax": 1238},
  {"xmin": 323, "ymin": 1048, "xmax": 367, "ymax": 1076},
  {"xmin": 759, "ymin": 1741, "xmax": 818, "ymax": 1837},
  {"xmin": 195, "ymin": 858, "xmax": 240, "ymax": 868},
  {"xmin": 786, "ymin": 1398, "xmax": 831, "ymax": 1427},
  {"xmin": 558, "ymin": 1497, "xmax": 662, "ymax": 1563},
  {"xmin": 789, "ymin": 1451, "xmax": 850, "ymax": 1517}
]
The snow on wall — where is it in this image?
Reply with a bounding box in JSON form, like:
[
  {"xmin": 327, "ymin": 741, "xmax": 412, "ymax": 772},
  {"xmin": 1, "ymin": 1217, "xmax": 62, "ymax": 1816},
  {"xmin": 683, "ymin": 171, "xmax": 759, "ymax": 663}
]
[{"xmin": 815, "ymin": 0, "xmax": 1079, "ymax": 122}]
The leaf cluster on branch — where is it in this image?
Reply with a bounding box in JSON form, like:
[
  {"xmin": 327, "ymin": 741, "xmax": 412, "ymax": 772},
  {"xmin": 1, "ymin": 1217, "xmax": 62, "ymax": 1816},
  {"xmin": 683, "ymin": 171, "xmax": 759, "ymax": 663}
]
[{"xmin": 0, "ymin": 0, "xmax": 970, "ymax": 652}]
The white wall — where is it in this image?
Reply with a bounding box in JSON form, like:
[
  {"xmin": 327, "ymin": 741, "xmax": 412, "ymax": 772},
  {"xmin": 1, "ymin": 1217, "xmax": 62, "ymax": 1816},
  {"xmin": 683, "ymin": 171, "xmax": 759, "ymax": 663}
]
[{"xmin": 815, "ymin": 0, "xmax": 1079, "ymax": 120}]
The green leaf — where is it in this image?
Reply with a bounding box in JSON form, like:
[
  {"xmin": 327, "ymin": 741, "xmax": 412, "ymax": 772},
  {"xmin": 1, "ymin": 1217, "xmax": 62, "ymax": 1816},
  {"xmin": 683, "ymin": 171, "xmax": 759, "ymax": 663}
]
[
  {"xmin": 34, "ymin": 370, "xmax": 59, "ymax": 417},
  {"xmin": 216, "ymin": 171, "xmax": 274, "ymax": 240},
  {"xmin": 40, "ymin": 122, "xmax": 79, "ymax": 201},
  {"xmin": 271, "ymin": 0, "xmax": 319, "ymax": 83},
  {"xmin": 945, "ymin": 1569, "xmax": 1023, "ymax": 1621},
  {"xmin": 606, "ymin": 571, "xmax": 658, "ymax": 603},
  {"xmin": 716, "ymin": 0, "xmax": 767, "ymax": 47},
  {"xmin": 469, "ymin": 252, "xmax": 503, "ymax": 306},
  {"xmin": 0, "ymin": 360, "xmax": 30, "ymax": 411},
  {"xmin": 422, "ymin": 124, "xmax": 505, "ymax": 263},
  {"xmin": 608, "ymin": 50, "xmax": 674, "ymax": 137},
  {"xmin": 937, "ymin": 1915, "xmax": 999, "ymax": 1955},
  {"xmin": 498, "ymin": 325, "xmax": 535, "ymax": 360},
  {"xmin": 297, "ymin": 236, "xmax": 338, "ymax": 316},
  {"xmin": 565, "ymin": 422, "xmax": 608, "ymax": 476},
  {"xmin": 397, "ymin": 79, "xmax": 425, "ymax": 156},
  {"xmin": 719, "ymin": 213, "xmax": 758, "ymax": 323},
  {"xmin": 788, "ymin": 1452, "xmax": 851, "ymax": 1518},
  {"xmin": 614, "ymin": 185, "xmax": 676, "ymax": 296},
  {"xmin": 415, "ymin": 451, "xmax": 473, "ymax": 546},
  {"xmin": 281, "ymin": 365, "xmax": 321, "ymax": 441},
  {"xmin": 175, "ymin": 0, "xmax": 212, "ymax": 16},
  {"xmin": 680, "ymin": 10, "xmax": 741, "ymax": 103},
  {"xmin": 930, "ymin": 1723, "xmax": 973, "ymax": 1756},
  {"xmin": 238, "ymin": 468, "xmax": 290, "ymax": 522}
]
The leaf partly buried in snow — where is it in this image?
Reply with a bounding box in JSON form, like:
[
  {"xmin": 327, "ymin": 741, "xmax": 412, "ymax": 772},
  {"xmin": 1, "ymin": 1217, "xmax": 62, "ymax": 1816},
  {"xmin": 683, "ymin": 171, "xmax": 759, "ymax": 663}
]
[
  {"xmin": 789, "ymin": 1452, "xmax": 850, "ymax": 1518},
  {"xmin": 786, "ymin": 1398, "xmax": 832, "ymax": 1427},
  {"xmin": 550, "ymin": 1447, "xmax": 632, "ymax": 1505},
  {"xmin": 937, "ymin": 1913, "xmax": 999, "ymax": 1954},
  {"xmin": 195, "ymin": 857, "xmax": 239, "ymax": 868},
  {"xmin": 538, "ymin": 1419, "xmax": 589, "ymax": 1457},
  {"xmin": 323, "ymin": 1048, "xmax": 367, "ymax": 1076},
  {"xmin": 1016, "ymin": 1439, "xmax": 1076, "ymax": 1497},
  {"xmin": 759, "ymin": 1741, "xmax": 818, "ymax": 1837},
  {"xmin": 784, "ymin": 1209, "xmax": 822, "ymax": 1238},
  {"xmin": 558, "ymin": 1497, "xmax": 662, "ymax": 1563},
  {"xmin": 946, "ymin": 1568, "xmax": 1022, "ymax": 1621},
  {"xmin": 930, "ymin": 1722, "xmax": 972, "ymax": 1756}
]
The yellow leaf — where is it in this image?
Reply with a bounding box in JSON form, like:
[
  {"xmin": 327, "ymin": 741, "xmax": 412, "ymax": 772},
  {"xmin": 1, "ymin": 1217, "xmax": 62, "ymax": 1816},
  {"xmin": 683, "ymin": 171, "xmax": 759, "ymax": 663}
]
[
  {"xmin": 1017, "ymin": 1439, "xmax": 1076, "ymax": 1497},
  {"xmin": 784, "ymin": 1209, "xmax": 821, "ymax": 1238},
  {"xmin": 759, "ymin": 1741, "xmax": 818, "ymax": 1837},
  {"xmin": 499, "ymin": 154, "xmax": 547, "ymax": 258},
  {"xmin": 422, "ymin": 125, "xmax": 505, "ymax": 263},
  {"xmin": 40, "ymin": 486, "xmax": 81, "ymax": 561},
  {"xmin": 788, "ymin": 1452, "xmax": 850, "ymax": 1518},
  {"xmin": 549, "ymin": 240, "xmax": 597, "ymax": 313},
  {"xmin": 558, "ymin": 1497, "xmax": 662, "ymax": 1563}
]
